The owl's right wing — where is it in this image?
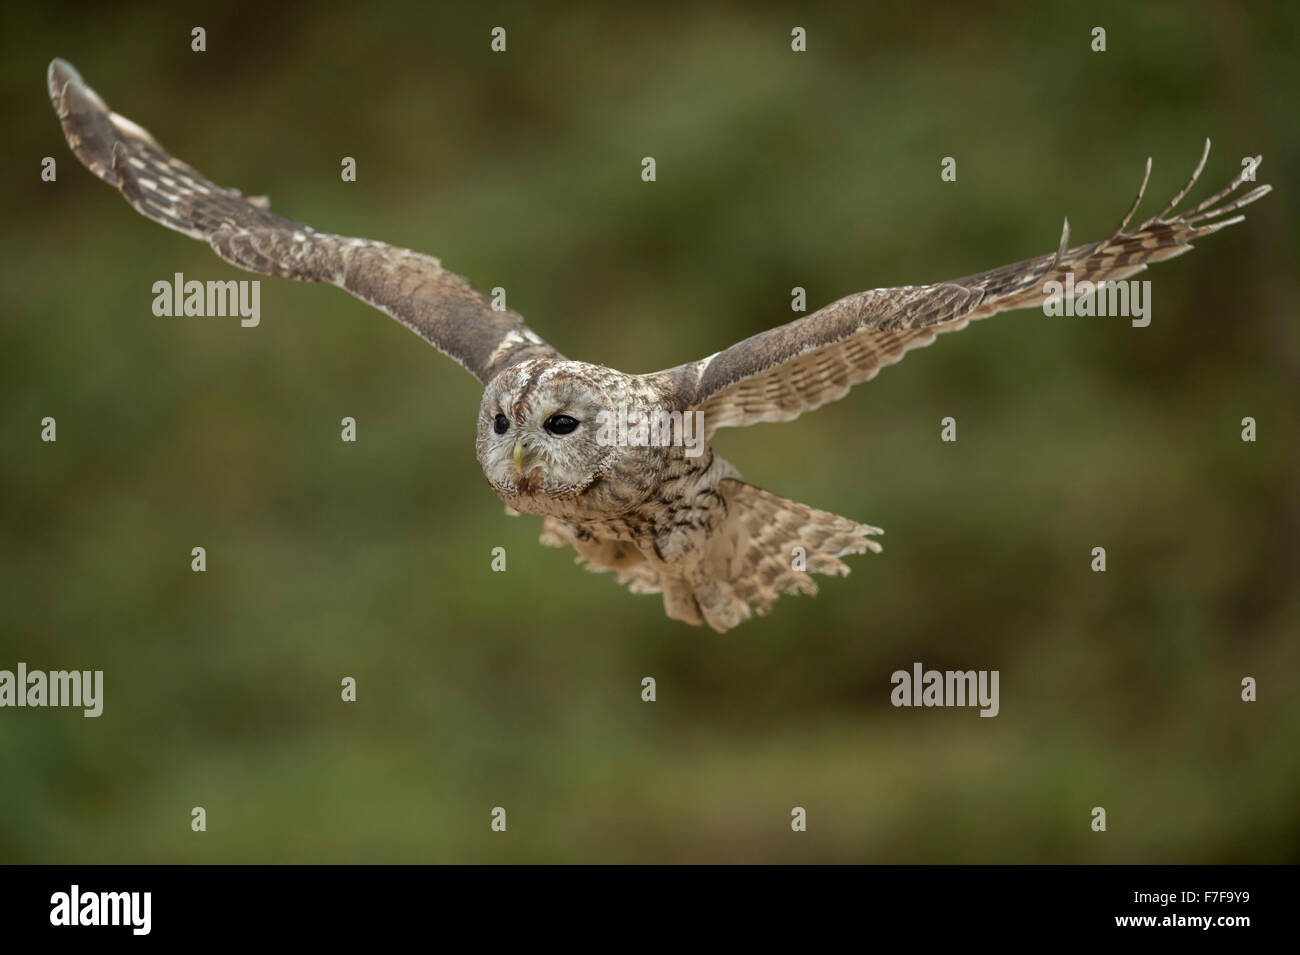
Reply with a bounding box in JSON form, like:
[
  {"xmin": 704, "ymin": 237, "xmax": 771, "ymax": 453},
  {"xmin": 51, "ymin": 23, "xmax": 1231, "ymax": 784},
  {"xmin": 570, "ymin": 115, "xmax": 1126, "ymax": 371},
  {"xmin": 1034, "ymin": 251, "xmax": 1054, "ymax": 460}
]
[
  {"xmin": 649, "ymin": 141, "xmax": 1269, "ymax": 434},
  {"xmin": 48, "ymin": 59, "xmax": 559, "ymax": 384}
]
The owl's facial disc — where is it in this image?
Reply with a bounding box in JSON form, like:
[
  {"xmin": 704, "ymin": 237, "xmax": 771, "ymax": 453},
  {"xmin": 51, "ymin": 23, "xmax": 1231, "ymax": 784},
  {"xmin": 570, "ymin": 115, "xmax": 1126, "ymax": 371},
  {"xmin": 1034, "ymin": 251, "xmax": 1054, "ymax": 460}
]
[{"xmin": 475, "ymin": 361, "xmax": 615, "ymax": 508}]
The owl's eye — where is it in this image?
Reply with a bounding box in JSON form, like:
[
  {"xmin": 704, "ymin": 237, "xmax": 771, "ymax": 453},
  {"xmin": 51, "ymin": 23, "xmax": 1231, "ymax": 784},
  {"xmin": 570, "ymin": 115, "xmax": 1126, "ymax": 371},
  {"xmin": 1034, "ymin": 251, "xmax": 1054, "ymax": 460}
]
[
  {"xmin": 493, "ymin": 413, "xmax": 510, "ymax": 435},
  {"xmin": 544, "ymin": 414, "xmax": 579, "ymax": 436}
]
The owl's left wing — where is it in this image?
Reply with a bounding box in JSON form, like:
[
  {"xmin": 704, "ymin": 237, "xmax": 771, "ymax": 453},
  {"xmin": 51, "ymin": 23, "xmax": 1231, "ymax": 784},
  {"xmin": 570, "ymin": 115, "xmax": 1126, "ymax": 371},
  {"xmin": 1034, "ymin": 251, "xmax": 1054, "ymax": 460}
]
[
  {"xmin": 649, "ymin": 141, "xmax": 1269, "ymax": 434},
  {"xmin": 47, "ymin": 59, "xmax": 558, "ymax": 384}
]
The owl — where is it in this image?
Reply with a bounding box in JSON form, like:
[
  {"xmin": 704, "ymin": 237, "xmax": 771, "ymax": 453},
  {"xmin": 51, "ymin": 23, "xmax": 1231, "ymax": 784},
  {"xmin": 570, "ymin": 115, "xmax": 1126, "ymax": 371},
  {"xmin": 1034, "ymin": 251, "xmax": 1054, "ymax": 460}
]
[{"xmin": 47, "ymin": 59, "xmax": 1271, "ymax": 631}]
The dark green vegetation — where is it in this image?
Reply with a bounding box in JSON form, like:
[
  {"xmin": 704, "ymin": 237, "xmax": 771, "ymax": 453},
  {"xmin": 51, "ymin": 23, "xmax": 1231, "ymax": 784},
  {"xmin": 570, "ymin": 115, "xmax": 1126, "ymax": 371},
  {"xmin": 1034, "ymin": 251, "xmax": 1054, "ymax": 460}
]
[{"xmin": 1, "ymin": 1, "xmax": 1296, "ymax": 862}]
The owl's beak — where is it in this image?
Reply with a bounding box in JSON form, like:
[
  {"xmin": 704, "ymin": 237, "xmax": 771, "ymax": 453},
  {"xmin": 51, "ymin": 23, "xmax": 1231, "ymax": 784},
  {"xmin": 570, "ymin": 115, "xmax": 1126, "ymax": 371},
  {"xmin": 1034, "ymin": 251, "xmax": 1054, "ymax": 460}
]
[{"xmin": 513, "ymin": 439, "xmax": 527, "ymax": 475}]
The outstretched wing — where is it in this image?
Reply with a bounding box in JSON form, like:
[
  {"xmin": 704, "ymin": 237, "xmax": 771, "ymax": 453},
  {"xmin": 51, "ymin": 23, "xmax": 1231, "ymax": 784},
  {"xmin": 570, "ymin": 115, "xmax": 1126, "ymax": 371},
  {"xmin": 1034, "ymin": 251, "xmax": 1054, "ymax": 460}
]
[
  {"xmin": 650, "ymin": 141, "xmax": 1270, "ymax": 433},
  {"xmin": 47, "ymin": 59, "xmax": 558, "ymax": 384}
]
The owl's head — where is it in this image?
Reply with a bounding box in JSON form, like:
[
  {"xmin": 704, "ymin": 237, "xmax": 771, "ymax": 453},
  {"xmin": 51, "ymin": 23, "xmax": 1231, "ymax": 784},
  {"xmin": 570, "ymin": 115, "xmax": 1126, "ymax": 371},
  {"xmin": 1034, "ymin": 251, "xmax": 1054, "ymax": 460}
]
[{"xmin": 476, "ymin": 359, "xmax": 628, "ymax": 517}]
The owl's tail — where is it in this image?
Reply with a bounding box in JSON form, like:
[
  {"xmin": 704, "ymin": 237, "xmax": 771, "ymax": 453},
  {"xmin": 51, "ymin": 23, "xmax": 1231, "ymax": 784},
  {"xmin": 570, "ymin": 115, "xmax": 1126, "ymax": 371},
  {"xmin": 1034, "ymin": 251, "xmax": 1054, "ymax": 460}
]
[{"xmin": 693, "ymin": 479, "xmax": 882, "ymax": 630}]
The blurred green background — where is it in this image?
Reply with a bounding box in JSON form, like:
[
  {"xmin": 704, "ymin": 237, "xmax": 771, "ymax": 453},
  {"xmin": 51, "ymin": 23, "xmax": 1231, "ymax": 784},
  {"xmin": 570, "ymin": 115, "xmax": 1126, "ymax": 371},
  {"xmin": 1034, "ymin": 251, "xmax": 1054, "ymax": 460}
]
[{"xmin": 1, "ymin": 0, "xmax": 1296, "ymax": 863}]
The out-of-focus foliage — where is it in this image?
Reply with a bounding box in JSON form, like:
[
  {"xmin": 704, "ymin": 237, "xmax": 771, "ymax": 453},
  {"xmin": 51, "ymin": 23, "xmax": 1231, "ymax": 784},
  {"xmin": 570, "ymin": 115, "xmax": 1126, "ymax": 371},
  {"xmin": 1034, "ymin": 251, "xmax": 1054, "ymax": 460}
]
[{"xmin": 0, "ymin": 0, "xmax": 1295, "ymax": 862}]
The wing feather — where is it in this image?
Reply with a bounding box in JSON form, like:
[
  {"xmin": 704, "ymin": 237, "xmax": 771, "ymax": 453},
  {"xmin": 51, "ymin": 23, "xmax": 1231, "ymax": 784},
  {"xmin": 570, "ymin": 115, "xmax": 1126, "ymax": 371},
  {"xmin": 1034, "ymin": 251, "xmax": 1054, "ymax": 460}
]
[
  {"xmin": 652, "ymin": 141, "xmax": 1269, "ymax": 433},
  {"xmin": 48, "ymin": 59, "xmax": 557, "ymax": 383}
]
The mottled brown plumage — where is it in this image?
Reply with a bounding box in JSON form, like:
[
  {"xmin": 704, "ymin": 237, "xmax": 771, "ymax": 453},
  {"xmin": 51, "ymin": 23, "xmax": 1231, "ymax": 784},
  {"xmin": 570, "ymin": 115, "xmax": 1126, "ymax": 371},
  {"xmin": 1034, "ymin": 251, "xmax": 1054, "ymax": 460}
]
[
  {"xmin": 48, "ymin": 59, "xmax": 1270, "ymax": 631},
  {"xmin": 47, "ymin": 59, "xmax": 555, "ymax": 383},
  {"xmin": 648, "ymin": 143, "xmax": 1270, "ymax": 435}
]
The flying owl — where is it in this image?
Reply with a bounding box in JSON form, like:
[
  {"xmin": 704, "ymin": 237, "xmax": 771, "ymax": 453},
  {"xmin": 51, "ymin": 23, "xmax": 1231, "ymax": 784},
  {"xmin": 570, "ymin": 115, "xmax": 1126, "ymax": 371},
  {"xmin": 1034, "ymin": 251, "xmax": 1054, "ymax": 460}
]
[{"xmin": 47, "ymin": 59, "xmax": 1271, "ymax": 632}]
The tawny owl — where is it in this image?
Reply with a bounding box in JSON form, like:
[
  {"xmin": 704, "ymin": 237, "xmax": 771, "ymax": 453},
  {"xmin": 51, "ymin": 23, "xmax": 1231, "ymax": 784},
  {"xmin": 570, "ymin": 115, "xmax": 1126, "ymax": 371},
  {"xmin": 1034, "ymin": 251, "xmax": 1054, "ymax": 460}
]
[{"xmin": 47, "ymin": 59, "xmax": 1271, "ymax": 631}]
